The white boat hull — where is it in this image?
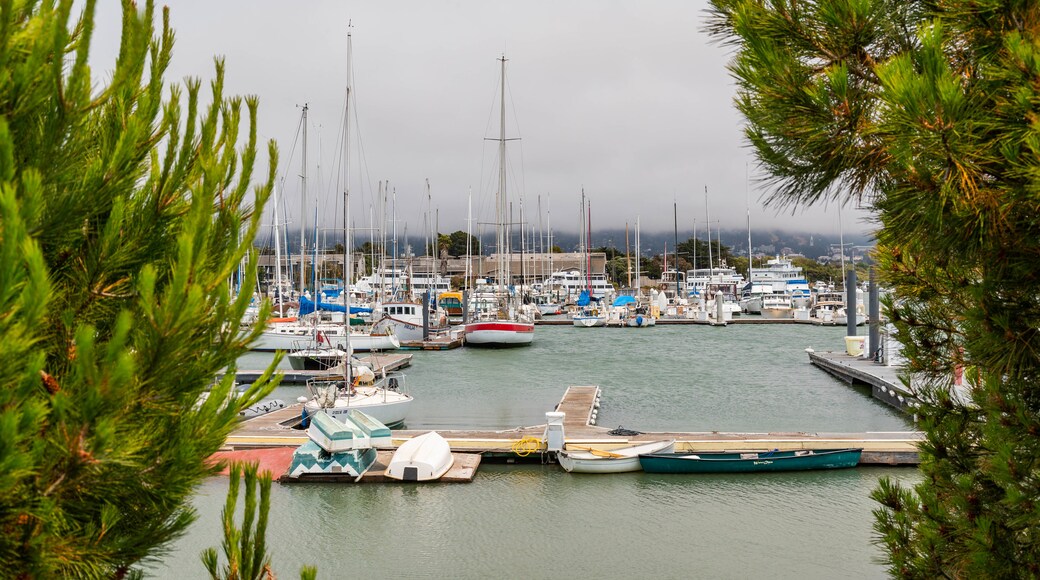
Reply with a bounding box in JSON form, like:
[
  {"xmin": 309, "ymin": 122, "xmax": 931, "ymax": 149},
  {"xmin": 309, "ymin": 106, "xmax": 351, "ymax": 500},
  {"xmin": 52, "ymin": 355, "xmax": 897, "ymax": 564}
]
[
  {"xmin": 305, "ymin": 386, "xmax": 413, "ymax": 428},
  {"xmin": 572, "ymin": 315, "xmax": 606, "ymax": 327},
  {"xmin": 386, "ymin": 431, "xmax": 454, "ymax": 481},
  {"xmin": 464, "ymin": 321, "xmax": 534, "ymax": 346},
  {"xmin": 760, "ymin": 307, "xmax": 793, "ymax": 320},
  {"xmin": 558, "ymin": 440, "xmax": 675, "ymax": 474},
  {"xmin": 253, "ymin": 326, "xmax": 399, "ymax": 352}
]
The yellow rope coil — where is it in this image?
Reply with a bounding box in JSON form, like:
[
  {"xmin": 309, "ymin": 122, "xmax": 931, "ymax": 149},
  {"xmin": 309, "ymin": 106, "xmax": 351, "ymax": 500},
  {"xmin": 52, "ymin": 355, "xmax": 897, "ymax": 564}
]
[{"xmin": 511, "ymin": 436, "xmax": 543, "ymax": 457}]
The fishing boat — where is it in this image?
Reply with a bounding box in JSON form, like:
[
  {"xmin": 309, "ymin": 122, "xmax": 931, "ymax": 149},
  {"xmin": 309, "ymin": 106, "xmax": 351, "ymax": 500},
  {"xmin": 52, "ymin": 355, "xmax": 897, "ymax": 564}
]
[
  {"xmin": 557, "ymin": 440, "xmax": 674, "ymax": 474},
  {"xmin": 385, "ymin": 431, "xmax": 455, "ymax": 482},
  {"xmin": 638, "ymin": 448, "xmax": 863, "ymax": 474},
  {"xmin": 463, "ymin": 56, "xmax": 535, "ymax": 347}
]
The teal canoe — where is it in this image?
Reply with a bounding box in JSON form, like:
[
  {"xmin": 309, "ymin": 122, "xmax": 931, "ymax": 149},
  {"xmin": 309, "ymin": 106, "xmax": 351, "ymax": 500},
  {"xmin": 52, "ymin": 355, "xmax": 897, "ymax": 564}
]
[{"xmin": 638, "ymin": 448, "xmax": 863, "ymax": 474}]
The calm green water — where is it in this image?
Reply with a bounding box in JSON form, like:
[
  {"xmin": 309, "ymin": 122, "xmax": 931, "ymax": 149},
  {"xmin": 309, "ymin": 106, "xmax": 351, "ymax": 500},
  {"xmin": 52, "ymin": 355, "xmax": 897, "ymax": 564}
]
[{"xmin": 154, "ymin": 324, "xmax": 918, "ymax": 579}]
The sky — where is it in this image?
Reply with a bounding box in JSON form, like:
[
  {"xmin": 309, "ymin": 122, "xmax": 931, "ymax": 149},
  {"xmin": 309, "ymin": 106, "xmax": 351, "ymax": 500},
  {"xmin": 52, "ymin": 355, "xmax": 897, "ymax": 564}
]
[{"xmin": 89, "ymin": 1, "xmax": 875, "ymax": 240}]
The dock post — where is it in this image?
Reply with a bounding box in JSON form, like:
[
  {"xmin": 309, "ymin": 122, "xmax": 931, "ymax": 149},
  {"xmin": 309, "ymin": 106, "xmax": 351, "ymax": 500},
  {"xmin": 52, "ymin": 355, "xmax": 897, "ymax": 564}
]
[
  {"xmin": 868, "ymin": 268, "xmax": 880, "ymax": 360},
  {"xmin": 846, "ymin": 268, "xmax": 857, "ymax": 337},
  {"xmin": 423, "ymin": 290, "xmax": 431, "ymax": 341}
]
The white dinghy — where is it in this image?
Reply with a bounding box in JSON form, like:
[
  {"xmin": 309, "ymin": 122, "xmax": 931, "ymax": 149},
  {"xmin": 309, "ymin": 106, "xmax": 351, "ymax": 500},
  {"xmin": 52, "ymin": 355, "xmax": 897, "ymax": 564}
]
[
  {"xmin": 385, "ymin": 431, "xmax": 454, "ymax": 482},
  {"xmin": 557, "ymin": 440, "xmax": 675, "ymax": 474}
]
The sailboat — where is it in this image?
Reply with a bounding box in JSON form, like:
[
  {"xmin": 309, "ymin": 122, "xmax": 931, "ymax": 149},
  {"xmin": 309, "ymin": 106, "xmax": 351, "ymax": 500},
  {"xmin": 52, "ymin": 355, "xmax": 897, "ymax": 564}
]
[
  {"xmin": 464, "ymin": 56, "xmax": 535, "ymax": 347},
  {"xmin": 572, "ymin": 190, "xmax": 606, "ymax": 327},
  {"xmin": 298, "ymin": 25, "xmax": 412, "ymax": 427},
  {"xmin": 263, "ymin": 67, "xmax": 398, "ymax": 356}
]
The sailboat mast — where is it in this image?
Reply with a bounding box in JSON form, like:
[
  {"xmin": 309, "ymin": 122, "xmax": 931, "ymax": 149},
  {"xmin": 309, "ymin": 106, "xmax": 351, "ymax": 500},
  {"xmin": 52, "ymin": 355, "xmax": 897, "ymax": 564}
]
[
  {"xmin": 342, "ymin": 23, "xmax": 354, "ymax": 383},
  {"xmin": 625, "ymin": 222, "xmax": 631, "ymax": 288},
  {"xmin": 465, "ymin": 187, "xmax": 472, "ymax": 291},
  {"xmin": 497, "ymin": 55, "xmax": 508, "ymax": 292},
  {"xmin": 586, "ymin": 198, "xmax": 593, "ymax": 293},
  {"xmin": 746, "ymin": 164, "xmax": 753, "ymax": 285},
  {"xmin": 273, "ymin": 185, "xmax": 284, "ymax": 317},
  {"xmin": 299, "ymin": 104, "xmax": 308, "ymax": 299},
  {"xmin": 673, "ymin": 200, "xmax": 679, "ymax": 299},
  {"xmin": 705, "ymin": 186, "xmax": 714, "ymax": 276}
]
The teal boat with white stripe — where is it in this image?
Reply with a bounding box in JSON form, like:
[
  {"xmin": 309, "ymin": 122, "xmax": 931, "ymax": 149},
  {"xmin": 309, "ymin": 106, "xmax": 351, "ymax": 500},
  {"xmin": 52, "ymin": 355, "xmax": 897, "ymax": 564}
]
[{"xmin": 638, "ymin": 448, "xmax": 862, "ymax": 474}]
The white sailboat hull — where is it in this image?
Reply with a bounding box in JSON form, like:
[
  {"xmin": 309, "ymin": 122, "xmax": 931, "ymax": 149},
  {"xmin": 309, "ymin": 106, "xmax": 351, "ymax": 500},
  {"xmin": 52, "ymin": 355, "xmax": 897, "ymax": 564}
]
[
  {"xmin": 464, "ymin": 321, "xmax": 535, "ymax": 346},
  {"xmin": 305, "ymin": 386, "xmax": 413, "ymax": 429},
  {"xmin": 253, "ymin": 325, "xmax": 399, "ymax": 352}
]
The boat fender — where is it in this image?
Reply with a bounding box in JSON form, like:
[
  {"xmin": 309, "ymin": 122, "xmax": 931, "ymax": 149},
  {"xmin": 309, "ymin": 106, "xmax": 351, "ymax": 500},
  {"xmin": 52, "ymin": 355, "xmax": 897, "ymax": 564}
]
[
  {"xmin": 636, "ymin": 315, "xmax": 643, "ymax": 326},
  {"xmin": 300, "ymin": 407, "xmax": 310, "ymax": 428}
]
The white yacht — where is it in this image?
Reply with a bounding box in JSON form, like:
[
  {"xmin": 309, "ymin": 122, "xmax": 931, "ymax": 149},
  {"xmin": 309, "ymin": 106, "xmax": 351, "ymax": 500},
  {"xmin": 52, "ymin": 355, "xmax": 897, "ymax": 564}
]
[{"xmin": 534, "ymin": 267, "xmax": 614, "ymax": 302}]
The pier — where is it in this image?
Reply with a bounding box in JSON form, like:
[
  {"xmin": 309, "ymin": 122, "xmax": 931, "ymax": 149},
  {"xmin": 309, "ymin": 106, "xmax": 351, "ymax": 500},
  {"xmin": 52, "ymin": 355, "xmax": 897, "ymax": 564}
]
[
  {"xmin": 807, "ymin": 350, "xmax": 917, "ymax": 414},
  {"xmin": 227, "ymin": 384, "xmax": 921, "ymax": 469}
]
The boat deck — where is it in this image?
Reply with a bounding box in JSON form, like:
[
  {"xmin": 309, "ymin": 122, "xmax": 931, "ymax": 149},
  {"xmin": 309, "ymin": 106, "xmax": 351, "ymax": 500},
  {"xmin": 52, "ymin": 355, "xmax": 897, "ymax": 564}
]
[{"xmin": 228, "ymin": 384, "xmax": 921, "ymax": 465}]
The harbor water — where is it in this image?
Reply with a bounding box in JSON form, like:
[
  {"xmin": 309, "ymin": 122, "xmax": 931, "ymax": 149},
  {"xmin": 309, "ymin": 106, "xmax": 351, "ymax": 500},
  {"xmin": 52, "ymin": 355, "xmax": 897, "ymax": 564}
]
[{"xmin": 154, "ymin": 324, "xmax": 918, "ymax": 579}]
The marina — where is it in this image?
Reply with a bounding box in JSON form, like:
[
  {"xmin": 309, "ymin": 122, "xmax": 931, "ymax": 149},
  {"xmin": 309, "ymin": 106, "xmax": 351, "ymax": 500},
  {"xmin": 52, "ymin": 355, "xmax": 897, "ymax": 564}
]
[
  {"xmin": 227, "ymin": 383, "xmax": 920, "ymax": 466},
  {"xmin": 157, "ymin": 324, "xmax": 921, "ymax": 579}
]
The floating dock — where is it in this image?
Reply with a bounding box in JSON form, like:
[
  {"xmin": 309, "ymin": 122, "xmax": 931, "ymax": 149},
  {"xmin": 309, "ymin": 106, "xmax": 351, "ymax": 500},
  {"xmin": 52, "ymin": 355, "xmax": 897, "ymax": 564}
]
[
  {"xmin": 399, "ymin": 335, "xmax": 465, "ymax": 350},
  {"xmin": 211, "ymin": 447, "xmax": 481, "ymax": 484},
  {"xmin": 227, "ymin": 385, "xmax": 921, "ymax": 466},
  {"xmin": 233, "ymin": 353, "xmax": 413, "ymax": 385},
  {"xmin": 807, "ymin": 350, "xmax": 916, "ymax": 413}
]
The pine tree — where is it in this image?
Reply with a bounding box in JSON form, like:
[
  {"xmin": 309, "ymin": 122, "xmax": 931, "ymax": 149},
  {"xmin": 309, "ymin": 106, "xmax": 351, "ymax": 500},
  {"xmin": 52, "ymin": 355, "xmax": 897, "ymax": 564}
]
[
  {"xmin": 0, "ymin": 1, "xmax": 280, "ymax": 576},
  {"xmin": 708, "ymin": 1, "xmax": 1040, "ymax": 576}
]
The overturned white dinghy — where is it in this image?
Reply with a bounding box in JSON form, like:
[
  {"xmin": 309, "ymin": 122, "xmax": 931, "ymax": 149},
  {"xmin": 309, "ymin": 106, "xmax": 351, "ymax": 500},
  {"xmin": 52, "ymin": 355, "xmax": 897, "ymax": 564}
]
[{"xmin": 385, "ymin": 431, "xmax": 454, "ymax": 482}]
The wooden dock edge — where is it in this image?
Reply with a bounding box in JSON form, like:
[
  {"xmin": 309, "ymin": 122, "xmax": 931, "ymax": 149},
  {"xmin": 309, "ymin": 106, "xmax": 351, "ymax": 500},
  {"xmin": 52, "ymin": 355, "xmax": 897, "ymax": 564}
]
[{"xmin": 278, "ymin": 451, "xmax": 481, "ymax": 484}]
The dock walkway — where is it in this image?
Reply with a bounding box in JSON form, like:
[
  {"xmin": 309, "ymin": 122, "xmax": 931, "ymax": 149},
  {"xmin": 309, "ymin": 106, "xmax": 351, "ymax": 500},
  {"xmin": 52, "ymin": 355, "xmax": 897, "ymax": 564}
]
[
  {"xmin": 808, "ymin": 350, "xmax": 916, "ymax": 413},
  {"xmin": 228, "ymin": 383, "xmax": 921, "ymax": 465},
  {"xmin": 233, "ymin": 353, "xmax": 413, "ymax": 385}
]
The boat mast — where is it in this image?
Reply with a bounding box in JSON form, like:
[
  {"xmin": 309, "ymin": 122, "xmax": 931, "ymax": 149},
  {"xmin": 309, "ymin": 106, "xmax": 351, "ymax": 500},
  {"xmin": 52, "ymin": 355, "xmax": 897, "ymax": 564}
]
[
  {"xmin": 342, "ymin": 22, "xmax": 354, "ymax": 384},
  {"xmin": 546, "ymin": 193, "xmax": 553, "ymax": 289},
  {"xmin": 635, "ymin": 216, "xmax": 641, "ymax": 294},
  {"xmin": 497, "ymin": 55, "xmax": 508, "ymax": 294},
  {"xmin": 299, "ymin": 103, "xmax": 308, "ymax": 300},
  {"xmin": 273, "ymin": 185, "xmax": 284, "ymax": 316},
  {"xmin": 673, "ymin": 199, "xmax": 679, "ymax": 299},
  {"xmin": 586, "ymin": 196, "xmax": 593, "ymax": 293},
  {"xmin": 465, "ymin": 187, "xmax": 472, "ymax": 291},
  {"xmin": 746, "ymin": 164, "xmax": 753, "ymax": 287},
  {"xmin": 625, "ymin": 222, "xmax": 631, "ymax": 288},
  {"xmin": 705, "ymin": 186, "xmax": 714, "ymax": 277}
]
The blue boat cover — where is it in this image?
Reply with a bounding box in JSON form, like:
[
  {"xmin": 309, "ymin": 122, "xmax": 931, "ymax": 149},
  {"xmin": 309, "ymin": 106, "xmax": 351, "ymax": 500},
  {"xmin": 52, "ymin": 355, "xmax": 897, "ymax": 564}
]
[
  {"xmin": 612, "ymin": 295, "xmax": 636, "ymax": 307},
  {"xmin": 299, "ymin": 296, "xmax": 373, "ymax": 315}
]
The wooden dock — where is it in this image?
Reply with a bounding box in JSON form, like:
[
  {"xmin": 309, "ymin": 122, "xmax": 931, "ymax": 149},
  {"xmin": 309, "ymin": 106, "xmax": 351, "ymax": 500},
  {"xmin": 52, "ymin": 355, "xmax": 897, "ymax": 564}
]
[
  {"xmin": 233, "ymin": 353, "xmax": 413, "ymax": 385},
  {"xmin": 808, "ymin": 349, "xmax": 917, "ymax": 413},
  {"xmin": 399, "ymin": 334, "xmax": 465, "ymax": 350},
  {"xmin": 228, "ymin": 384, "xmax": 921, "ymax": 466}
]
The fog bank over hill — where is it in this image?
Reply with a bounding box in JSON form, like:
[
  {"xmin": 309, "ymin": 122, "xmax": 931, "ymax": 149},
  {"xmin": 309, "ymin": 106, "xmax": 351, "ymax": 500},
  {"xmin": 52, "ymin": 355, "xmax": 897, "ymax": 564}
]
[{"xmin": 259, "ymin": 227, "xmax": 876, "ymax": 262}]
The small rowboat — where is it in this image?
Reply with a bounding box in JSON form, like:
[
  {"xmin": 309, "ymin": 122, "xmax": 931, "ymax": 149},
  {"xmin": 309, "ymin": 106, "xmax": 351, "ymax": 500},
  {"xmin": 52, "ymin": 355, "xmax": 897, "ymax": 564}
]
[
  {"xmin": 557, "ymin": 440, "xmax": 675, "ymax": 474},
  {"xmin": 638, "ymin": 448, "xmax": 863, "ymax": 474},
  {"xmin": 386, "ymin": 431, "xmax": 454, "ymax": 482}
]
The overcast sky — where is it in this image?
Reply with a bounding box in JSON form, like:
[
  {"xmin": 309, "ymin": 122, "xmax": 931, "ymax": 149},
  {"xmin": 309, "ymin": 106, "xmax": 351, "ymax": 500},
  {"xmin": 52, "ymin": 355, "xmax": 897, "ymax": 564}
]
[{"xmin": 90, "ymin": 1, "xmax": 875, "ymax": 240}]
